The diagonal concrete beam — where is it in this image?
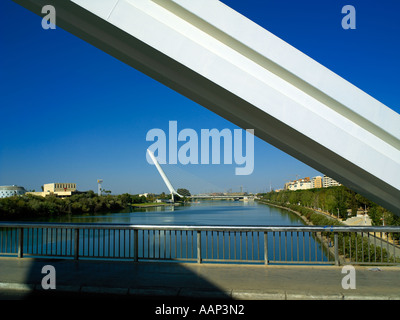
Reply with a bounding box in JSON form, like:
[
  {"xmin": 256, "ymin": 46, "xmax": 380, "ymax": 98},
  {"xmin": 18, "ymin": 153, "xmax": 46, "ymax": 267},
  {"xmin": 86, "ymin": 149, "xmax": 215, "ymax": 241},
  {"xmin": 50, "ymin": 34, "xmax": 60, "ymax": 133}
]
[{"xmin": 12, "ymin": 0, "xmax": 400, "ymax": 215}]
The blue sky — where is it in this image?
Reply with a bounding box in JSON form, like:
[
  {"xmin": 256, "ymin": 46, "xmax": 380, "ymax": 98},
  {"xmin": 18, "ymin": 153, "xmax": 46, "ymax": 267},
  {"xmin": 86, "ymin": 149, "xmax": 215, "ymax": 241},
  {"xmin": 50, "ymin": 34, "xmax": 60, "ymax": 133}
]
[{"xmin": 0, "ymin": 0, "xmax": 399, "ymax": 195}]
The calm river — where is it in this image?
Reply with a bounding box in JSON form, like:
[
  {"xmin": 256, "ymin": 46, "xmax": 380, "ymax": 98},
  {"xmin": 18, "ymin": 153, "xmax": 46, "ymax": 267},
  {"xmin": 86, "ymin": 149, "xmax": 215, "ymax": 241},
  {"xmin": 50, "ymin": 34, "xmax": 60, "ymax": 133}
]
[
  {"xmin": 45, "ymin": 199, "xmax": 305, "ymax": 226},
  {"xmin": 1, "ymin": 200, "xmax": 330, "ymax": 263}
]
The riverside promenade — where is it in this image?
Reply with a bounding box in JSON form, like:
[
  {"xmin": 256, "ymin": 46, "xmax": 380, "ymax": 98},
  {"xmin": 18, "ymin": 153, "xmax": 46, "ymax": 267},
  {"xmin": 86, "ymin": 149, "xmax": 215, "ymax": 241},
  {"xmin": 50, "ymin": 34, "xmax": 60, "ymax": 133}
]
[{"xmin": 0, "ymin": 258, "xmax": 399, "ymax": 300}]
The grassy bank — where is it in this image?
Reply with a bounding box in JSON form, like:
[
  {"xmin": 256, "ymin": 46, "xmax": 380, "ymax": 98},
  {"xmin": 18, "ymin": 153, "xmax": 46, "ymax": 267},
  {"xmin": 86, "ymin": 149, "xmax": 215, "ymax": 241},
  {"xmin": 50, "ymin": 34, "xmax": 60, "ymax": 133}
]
[{"xmin": 258, "ymin": 199, "xmax": 343, "ymax": 227}]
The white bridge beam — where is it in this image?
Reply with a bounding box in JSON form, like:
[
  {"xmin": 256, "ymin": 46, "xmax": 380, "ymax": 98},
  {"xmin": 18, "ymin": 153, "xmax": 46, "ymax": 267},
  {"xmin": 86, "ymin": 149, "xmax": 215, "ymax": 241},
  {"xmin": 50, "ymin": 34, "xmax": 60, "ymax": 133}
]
[{"xmin": 13, "ymin": 0, "xmax": 400, "ymax": 215}]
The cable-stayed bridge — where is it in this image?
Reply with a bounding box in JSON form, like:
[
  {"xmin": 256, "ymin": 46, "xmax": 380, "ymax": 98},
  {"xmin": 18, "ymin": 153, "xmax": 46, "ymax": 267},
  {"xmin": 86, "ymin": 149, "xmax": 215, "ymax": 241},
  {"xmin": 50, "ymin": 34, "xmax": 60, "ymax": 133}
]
[{"xmin": 147, "ymin": 149, "xmax": 184, "ymax": 202}]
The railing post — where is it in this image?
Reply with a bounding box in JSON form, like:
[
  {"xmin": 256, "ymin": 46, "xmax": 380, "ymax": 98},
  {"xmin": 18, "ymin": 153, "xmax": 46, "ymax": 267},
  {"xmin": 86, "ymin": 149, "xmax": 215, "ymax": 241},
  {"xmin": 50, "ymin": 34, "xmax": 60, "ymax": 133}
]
[
  {"xmin": 133, "ymin": 229, "xmax": 138, "ymax": 262},
  {"xmin": 264, "ymin": 232, "xmax": 269, "ymax": 265},
  {"xmin": 197, "ymin": 230, "xmax": 202, "ymax": 264},
  {"xmin": 74, "ymin": 228, "xmax": 79, "ymax": 260},
  {"xmin": 334, "ymin": 232, "xmax": 339, "ymax": 266},
  {"xmin": 18, "ymin": 228, "xmax": 23, "ymax": 258}
]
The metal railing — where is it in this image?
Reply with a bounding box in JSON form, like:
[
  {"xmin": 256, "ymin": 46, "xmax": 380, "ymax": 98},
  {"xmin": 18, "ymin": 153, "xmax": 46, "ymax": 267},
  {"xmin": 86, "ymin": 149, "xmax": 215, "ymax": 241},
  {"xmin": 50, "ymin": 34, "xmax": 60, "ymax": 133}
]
[{"xmin": 0, "ymin": 222, "xmax": 399, "ymax": 266}]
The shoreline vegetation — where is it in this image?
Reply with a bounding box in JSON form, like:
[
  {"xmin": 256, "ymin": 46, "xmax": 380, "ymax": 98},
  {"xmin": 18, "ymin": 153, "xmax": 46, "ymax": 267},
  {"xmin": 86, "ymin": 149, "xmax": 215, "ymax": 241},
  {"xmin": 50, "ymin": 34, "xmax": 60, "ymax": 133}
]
[
  {"xmin": 0, "ymin": 191, "xmax": 186, "ymax": 220},
  {"xmin": 257, "ymin": 199, "xmax": 342, "ymax": 227},
  {"xmin": 258, "ymin": 186, "xmax": 399, "ymax": 227}
]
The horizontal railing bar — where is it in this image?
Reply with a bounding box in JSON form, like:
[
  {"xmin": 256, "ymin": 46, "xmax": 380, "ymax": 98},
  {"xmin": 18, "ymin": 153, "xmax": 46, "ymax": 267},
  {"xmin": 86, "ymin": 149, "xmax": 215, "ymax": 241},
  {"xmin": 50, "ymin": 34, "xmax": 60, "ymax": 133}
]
[
  {"xmin": 268, "ymin": 260, "xmax": 335, "ymax": 265},
  {"xmin": 1, "ymin": 222, "xmax": 399, "ymax": 233},
  {"xmin": 268, "ymin": 260, "xmax": 334, "ymax": 265},
  {"xmin": 140, "ymin": 257, "xmax": 197, "ymax": 261},
  {"xmin": 202, "ymin": 259, "xmax": 264, "ymax": 263}
]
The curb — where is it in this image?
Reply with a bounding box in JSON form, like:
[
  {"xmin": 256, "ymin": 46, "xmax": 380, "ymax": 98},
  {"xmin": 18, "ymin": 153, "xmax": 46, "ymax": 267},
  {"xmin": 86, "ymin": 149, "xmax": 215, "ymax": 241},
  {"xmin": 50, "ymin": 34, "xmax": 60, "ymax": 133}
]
[
  {"xmin": 0, "ymin": 282, "xmax": 35, "ymax": 291},
  {"xmin": 0, "ymin": 282, "xmax": 399, "ymax": 300},
  {"xmin": 231, "ymin": 290, "xmax": 286, "ymax": 300}
]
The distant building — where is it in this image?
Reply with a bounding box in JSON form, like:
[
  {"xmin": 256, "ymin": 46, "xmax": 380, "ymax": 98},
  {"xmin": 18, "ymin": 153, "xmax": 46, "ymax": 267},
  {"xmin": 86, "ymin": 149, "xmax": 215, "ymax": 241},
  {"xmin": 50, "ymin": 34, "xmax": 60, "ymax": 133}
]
[
  {"xmin": 27, "ymin": 183, "xmax": 77, "ymax": 198},
  {"xmin": 282, "ymin": 175, "xmax": 341, "ymax": 191},
  {"xmin": 323, "ymin": 175, "xmax": 341, "ymax": 188},
  {"xmin": 311, "ymin": 176, "xmax": 323, "ymax": 189},
  {"xmin": 286, "ymin": 177, "xmax": 312, "ymax": 191},
  {"xmin": 0, "ymin": 185, "xmax": 27, "ymax": 198}
]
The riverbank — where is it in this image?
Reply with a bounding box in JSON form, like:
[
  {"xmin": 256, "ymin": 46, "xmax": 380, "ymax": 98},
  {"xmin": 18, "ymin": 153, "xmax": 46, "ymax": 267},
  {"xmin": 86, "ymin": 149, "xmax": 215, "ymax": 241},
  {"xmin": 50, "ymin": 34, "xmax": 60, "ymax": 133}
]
[
  {"xmin": 256, "ymin": 199, "xmax": 343, "ymax": 227},
  {"xmin": 259, "ymin": 187, "xmax": 399, "ymax": 227},
  {"xmin": 258, "ymin": 199, "xmax": 400, "ymax": 264},
  {"xmin": 259, "ymin": 199, "xmax": 375, "ymax": 228}
]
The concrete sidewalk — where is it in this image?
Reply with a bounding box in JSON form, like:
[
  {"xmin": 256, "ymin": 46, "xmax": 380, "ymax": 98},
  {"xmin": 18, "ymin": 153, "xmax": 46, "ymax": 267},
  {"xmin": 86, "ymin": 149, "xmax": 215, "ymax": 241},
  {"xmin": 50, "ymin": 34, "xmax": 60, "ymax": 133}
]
[{"xmin": 0, "ymin": 257, "xmax": 399, "ymax": 300}]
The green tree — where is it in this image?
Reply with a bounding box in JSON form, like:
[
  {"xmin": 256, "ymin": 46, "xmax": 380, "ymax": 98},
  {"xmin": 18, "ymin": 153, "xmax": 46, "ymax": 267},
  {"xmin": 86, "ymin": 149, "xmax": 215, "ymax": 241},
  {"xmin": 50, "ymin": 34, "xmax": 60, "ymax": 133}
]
[
  {"xmin": 300, "ymin": 190, "xmax": 313, "ymax": 207},
  {"xmin": 288, "ymin": 191, "xmax": 300, "ymax": 205},
  {"xmin": 177, "ymin": 188, "xmax": 191, "ymax": 197}
]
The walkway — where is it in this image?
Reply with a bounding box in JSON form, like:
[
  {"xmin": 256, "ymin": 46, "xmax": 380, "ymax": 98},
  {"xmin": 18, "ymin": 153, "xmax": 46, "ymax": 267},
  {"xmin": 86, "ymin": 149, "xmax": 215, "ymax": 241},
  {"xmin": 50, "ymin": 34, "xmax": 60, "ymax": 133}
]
[
  {"xmin": 343, "ymin": 215, "xmax": 372, "ymax": 226},
  {"xmin": 0, "ymin": 258, "xmax": 399, "ymax": 300}
]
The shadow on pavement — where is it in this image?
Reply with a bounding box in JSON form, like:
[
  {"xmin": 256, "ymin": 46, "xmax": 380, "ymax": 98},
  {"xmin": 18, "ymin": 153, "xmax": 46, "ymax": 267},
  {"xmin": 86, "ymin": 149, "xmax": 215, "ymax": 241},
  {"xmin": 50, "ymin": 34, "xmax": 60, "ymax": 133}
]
[{"xmin": 2, "ymin": 258, "xmax": 231, "ymax": 300}]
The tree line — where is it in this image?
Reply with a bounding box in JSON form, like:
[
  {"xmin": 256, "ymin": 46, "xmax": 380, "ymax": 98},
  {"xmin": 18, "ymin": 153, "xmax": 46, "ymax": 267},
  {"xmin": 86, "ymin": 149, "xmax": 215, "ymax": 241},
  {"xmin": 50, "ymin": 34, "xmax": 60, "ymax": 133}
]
[
  {"xmin": 259, "ymin": 186, "xmax": 399, "ymax": 226},
  {"xmin": 0, "ymin": 188, "xmax": 192, "ymax": 220},
  {"xmin": 0, "ymin": 191, "xmax": 148, "ymax": 219}
]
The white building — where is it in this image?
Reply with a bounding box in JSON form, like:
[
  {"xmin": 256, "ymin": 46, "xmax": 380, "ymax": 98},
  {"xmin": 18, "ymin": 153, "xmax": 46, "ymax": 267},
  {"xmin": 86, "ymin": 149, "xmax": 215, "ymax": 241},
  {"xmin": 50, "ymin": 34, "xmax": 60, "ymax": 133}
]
[
  {"xmin": 284, "ymin": 175, "xmax": 341, "ymax": 191},
  {"xmin": 323, "ymin": 175, "xmax": 342, "ymax": 188},
  {"xmin": 286, "ymin": 178, "xmax": 312, "ymax": 191},
  {"xmin": 0, "ymin": 185, "xmax": 27, "ymax": 198}
]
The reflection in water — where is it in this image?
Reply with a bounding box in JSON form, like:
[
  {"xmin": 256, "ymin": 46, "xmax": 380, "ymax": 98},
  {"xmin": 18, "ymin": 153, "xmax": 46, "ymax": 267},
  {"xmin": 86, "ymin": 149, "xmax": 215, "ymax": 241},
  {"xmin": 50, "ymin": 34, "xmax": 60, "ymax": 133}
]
[{"xmin": 43, "ymin": 200, "xmax": 307, "ymax": 226}]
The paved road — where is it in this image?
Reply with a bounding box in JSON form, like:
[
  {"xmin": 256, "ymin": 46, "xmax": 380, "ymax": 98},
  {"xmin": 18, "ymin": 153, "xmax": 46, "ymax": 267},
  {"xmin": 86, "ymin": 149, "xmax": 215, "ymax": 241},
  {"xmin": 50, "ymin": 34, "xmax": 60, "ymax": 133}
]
[{"xmin": 0, "ymin": 257, "xmax": 399, "ymax": 300}]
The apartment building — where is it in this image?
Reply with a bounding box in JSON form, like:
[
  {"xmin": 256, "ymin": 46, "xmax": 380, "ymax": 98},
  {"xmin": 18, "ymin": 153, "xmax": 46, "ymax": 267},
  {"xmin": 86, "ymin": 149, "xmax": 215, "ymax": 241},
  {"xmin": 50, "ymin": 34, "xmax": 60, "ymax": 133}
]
[
  {"xmin": 283, "ymin": 175, "xmax": 341, "ymax": 191},
  {"xmin": 311, "ymin": 176, "xmax": 323, "ymax": 189},
  {"xmin": 323, "ymin": 175, "xmax": 342, "ymax": 188},
  {"xmin": 285, "ymin": 177, "xmax": 312, "ymax": 191}
]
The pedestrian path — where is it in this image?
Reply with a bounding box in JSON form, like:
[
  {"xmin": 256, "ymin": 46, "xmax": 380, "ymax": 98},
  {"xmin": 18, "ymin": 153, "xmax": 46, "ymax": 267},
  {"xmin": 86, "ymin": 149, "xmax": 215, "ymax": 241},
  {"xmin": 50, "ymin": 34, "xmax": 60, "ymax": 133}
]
[
  {"xmin": 0, "ymin": 257, "xmax": 399, "ymax": 300},
  {"xmin": 343, "ymin": 215, "xmax": 372, "ymax": 226}
]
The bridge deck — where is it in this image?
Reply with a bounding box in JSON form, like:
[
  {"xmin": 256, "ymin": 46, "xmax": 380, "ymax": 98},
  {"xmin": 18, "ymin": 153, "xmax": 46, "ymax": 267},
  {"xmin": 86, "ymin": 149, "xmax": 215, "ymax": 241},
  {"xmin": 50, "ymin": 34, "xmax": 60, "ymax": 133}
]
[{"xmin": 0, "ymin": 257, "xmax": 399, "ymax": 300}]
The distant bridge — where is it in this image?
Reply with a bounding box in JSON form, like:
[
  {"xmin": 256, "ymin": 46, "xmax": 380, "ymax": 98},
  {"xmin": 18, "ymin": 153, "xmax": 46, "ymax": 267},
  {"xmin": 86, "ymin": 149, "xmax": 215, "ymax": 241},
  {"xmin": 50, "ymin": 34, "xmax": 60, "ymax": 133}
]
[
  {"xmin": 191, "ymin": 195, "xmax": 255, "ymax": 201},
  {"xmin": 147, "ymin": 148, "xmax": 256, "ymax": 202}
]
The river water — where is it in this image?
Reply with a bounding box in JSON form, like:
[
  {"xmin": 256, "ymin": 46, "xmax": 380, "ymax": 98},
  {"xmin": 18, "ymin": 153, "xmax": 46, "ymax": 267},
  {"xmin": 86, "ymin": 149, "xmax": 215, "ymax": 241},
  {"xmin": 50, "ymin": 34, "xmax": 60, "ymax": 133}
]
[
  {"xmin": 1, "ymin": 200, "xmax": 331, "ymax": 263},
  {"xmin": 46, "ymin": 199, "xmax": 305, "ymax": 226}
]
